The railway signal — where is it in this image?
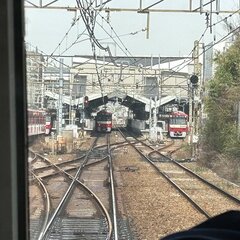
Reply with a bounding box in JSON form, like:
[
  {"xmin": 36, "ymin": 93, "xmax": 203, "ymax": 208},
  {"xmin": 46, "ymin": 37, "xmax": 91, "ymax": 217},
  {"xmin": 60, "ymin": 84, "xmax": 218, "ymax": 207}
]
[
  {"xmin": 84, "ymin": 96, "xmax": 89, "ymax": 108},
  {"xmin": 190, "ymin": 74, "xmax": 199, "ymax": 87}
]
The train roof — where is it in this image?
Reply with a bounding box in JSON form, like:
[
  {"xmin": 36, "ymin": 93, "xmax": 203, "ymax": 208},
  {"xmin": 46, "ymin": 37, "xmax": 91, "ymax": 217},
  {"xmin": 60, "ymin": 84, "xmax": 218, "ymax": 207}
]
[{"xmin": 97, "ymin": 110, "xmax": 112, "ymax": 115}]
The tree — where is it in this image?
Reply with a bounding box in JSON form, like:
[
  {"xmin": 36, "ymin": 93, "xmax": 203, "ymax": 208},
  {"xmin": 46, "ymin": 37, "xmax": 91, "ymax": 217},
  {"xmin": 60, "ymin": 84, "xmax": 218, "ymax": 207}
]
[{"xmin": 203, "ymin": 37, "xmax": 240, "ymax": 157}]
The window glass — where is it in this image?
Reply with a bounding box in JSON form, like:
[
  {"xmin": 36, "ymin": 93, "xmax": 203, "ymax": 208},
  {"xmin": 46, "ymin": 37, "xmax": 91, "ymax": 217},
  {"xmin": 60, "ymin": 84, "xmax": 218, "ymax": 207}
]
[{"xmin": 25, "ymin": 1, "xmax": 240, "ymax": 239}]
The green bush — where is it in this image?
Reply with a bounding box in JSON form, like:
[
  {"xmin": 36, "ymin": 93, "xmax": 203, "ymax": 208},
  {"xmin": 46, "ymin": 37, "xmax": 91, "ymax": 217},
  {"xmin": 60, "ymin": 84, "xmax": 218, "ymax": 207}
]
[{"xmin": 203, "ymin": 37, "xmax": 240, "ymax": 158}]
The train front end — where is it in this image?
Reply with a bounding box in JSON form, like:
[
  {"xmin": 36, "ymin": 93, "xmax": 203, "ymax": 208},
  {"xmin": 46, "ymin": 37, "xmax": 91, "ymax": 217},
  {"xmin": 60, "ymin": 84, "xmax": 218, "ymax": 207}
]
[
  {"xmin": 96, "ymin": 111, "xmax": 112, "ymax": 133},
  {"xmin": 168, "ymin": 111, "xmax": 188, "ymax": 138}
]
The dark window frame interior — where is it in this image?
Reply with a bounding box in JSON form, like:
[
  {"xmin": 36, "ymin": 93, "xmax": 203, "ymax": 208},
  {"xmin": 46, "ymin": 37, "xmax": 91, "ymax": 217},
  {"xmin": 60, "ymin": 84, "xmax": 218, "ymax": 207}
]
[{"xmin": 0, "ymin": 1, "xmax": 28, "ymax": 239}]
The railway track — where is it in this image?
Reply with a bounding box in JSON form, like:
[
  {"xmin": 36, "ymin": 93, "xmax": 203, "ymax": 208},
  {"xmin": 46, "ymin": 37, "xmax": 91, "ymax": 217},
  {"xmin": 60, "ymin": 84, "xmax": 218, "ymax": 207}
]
[
  {"xmin": 29, "ymin": 135, "xmax": 113, "ymax": 240},
  {"xmin": 29, "ymin": 132, "xmax": 134, "ymax": 240},
  {"xmin": 118, "ymin": 128, "xmax": 240, "ymax": 219}
]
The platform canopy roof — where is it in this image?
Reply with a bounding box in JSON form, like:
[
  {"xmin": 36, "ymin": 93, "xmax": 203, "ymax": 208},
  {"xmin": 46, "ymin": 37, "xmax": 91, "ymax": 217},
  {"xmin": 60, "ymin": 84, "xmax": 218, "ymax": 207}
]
[{"xmin": 45, "ymin": 90, "xmax": 176, "ymax": 112}]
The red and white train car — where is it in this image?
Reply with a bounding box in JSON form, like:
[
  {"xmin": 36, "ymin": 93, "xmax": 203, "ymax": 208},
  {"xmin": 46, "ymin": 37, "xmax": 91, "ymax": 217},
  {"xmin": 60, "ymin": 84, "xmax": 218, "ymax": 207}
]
[
  {"xmin": 168, "ymin": 111, "xmax": 188, "ymax": 138},
  {"xmin": 28, "ymin": 109, "xmax": 46, "ymax": 136},
  {"xmin": 95, "ymin": 110, "xmax": 112, "ymax": 132}
]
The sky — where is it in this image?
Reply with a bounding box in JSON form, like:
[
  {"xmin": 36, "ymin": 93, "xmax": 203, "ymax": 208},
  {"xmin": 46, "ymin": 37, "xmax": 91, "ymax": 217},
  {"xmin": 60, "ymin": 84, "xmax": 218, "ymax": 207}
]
[{"xmin": 25, "ymin": 0, "xmax": 240, "ymax": 59}]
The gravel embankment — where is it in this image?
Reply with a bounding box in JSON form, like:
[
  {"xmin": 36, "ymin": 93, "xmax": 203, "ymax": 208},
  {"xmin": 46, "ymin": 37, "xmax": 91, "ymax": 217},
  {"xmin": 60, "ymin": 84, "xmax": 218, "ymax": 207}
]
[{"xmin": 113, "ymin": 145, "xmax": 206, "ymax": 239}]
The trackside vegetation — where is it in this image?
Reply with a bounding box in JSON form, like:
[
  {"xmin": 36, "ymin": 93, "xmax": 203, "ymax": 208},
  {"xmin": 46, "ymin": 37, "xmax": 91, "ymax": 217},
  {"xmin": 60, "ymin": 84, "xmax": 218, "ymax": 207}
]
[{"xmin": 201, "ymin": 36, "xmax": 240, "ymax": 180}]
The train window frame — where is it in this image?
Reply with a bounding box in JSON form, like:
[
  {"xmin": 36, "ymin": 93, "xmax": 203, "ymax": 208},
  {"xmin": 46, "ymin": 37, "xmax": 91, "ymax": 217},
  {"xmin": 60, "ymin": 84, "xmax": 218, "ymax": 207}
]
[
  {"xmin": 2, "ymin": 2, "xmax": 237, "ymax": 240},
  {"xmin": 0, "ymin": 0, "xmax": 28, "ymax": 239}
]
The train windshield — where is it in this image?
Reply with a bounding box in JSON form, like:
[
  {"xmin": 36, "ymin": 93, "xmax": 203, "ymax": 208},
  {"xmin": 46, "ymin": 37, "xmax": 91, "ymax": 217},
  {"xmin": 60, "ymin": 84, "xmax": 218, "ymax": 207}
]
[
  {"xmin": 22, "ymin": 2, "xmax": 240, "ymax": 240},
  {"xmin": 97, "ymin": 114, "xmax": 112, "ymax": 121},
  {"xmin": 169, "ymin": 117, "xmax": 187, "ymax": 125}
]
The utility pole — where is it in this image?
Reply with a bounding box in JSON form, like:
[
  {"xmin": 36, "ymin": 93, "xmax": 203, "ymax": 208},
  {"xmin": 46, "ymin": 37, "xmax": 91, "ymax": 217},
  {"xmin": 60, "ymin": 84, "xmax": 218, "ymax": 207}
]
[
  {"xmin": 153, "ymin": 96, "xmax": 158, "ymax": 142},
  {"xmin": 57, "ymin": 58, "xmax": 64, "ymax": 136},
  {"xmin": 193, "ymin": 40, "xmax": 199, "ymax": 134},
  {"xmin": 149, "ymin": 97, "xmax": 152, "ymax": 131},
  {"xmin": 190, "ymin": 40, "xmax": 200, "ymax": 158},
  {"xmin": 40, "ymin": 57, "xmax": 45, "ymax": 109},
  {"xmin": 188, "ymin": 81, "xmax": 193, "ymax": 146},
  {"xmin": 69, "ymin": 73, "xmax": 73, "ymax": 125},
  {"xmin": 149, "ymin": 96, "xmax": 157, "ymax": 142}
]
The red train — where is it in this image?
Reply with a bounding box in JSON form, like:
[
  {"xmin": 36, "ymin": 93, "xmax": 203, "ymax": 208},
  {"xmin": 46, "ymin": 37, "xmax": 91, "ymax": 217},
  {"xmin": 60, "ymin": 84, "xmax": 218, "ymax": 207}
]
[
  {"xmin": 168, "ymin": 111, "xmax": 188, "ymax": 138},
  {"xmin": 28, "ymin": 109, "xmax": 53, "ymax": 136},
  {"xmin": 28, "ymin": 109, "xmax": 46, "ymax": 136},
  {"xmin": 95, "ymin": 110, "xmax": 112, "ymax": 132}
]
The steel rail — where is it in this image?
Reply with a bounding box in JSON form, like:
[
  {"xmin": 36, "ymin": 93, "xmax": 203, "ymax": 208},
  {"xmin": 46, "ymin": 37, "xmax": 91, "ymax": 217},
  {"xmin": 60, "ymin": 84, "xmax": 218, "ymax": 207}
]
[
  {"xmin": 33, "ymin": 155, "xmax": 110, "ymax": 180},
  {"xmin": 148, "ymin": 145, "xmax": 185, "ymax": 161},
  {"xmin": 94, "ymin": 140, "xmax": 128, "ymax": 149},
  {"xmin": 34, "ymin": 138, "xmax": 112, "ymax": 239},
  {"xmin": 30, "ymin": 154, "xmax": 86, "ymax": 172},
  {"xmin": 38, "ymin": 137, "xmax": 99, "ymax": 239},
  {"xmin": 28, "ymin": 149, "xmax": 38, "ymax": 163},
  {"xmin": 107, "ymin": 134, "xmax": 119, "ymax": 240},
  {"xmin": 30, "ymin": 171, "xmax": 51, "ymax": 240},
  {"xmin": 122, "ymin": 128, "xmax": 173, "ymax": 151},
  {"xmin": 68, "ymin": 178, "xmax": 112, "ymax": 240},
  {"xmin": 153, "ymin": 150, "xmax": 240, "ymax": 204},
  {"xmin": 120, "ymin": 128, "xmax": 240, "ymax": 212},
  {"xmin": 118, "ymin": 128, "xmax": 211, "ymax": 218},
  {"xmin": 52, "ymin": 164, "xmax": 113, "ymax": 240},
  {"xmin": 127, "ymin": 133, "xmax": 240, "ymax": 204},
  {"xmin": 155, "ymin": 140, "xmax": 174, "ymax": 151},
  {"xmin": 30, "ymin": 135, "xmax": 130, "ymax": 239},
  {"xmin": 119, "ymin": 128, "xmax": 175, "ymax": 159},
  {"xmin": 31, "ymin": 147, "xmax": 114, "ymax": 173}
]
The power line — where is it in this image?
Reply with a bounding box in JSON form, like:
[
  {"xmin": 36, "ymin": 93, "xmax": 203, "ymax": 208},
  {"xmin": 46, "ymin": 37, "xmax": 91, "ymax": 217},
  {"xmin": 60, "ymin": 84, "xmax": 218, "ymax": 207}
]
[
  {"xmin": 47, "ymin": 15, "xmax": 82, "ymax": 62},
  {"xmin": 154, "ymin": 8, "xmax": 240, "ymax": 76},
  {"xmin": 26, "ymin": 42, "xmax": 105, "ymax": 92},
  {"xmin": 172, "ymin": 8, "xmax": 240, "ymax": 73},
  {"xmin": 76, "ymin": 0, "xmax": 108, "ymax": 51},
  {"xmin": 27, "ymin": 23, "xmax": 240, "ymax": 100},
  {"xmin": 140, "ymin": 0, "xmax": 165, "ymax": 12},
  {"xmin": 98, "ymin": 12, "xmax": 136, "ymax": 58},
  {"xmin": 143, "ymin": 24, "xmax": 240, "ymax": 94}
]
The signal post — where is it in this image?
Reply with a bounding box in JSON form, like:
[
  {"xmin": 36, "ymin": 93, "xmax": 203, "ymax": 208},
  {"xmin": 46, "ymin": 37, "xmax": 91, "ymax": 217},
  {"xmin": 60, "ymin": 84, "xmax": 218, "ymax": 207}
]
[{"xmin": 189, "ymin": 40, "xmax": 202, "ymax": 159}]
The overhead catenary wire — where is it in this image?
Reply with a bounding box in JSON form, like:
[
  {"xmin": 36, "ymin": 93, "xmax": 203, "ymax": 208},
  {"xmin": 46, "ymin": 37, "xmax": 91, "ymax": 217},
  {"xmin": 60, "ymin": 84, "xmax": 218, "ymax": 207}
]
[
  {"xmin": 75, "ymin": 0, "xmax": 189, "ymax": 94},
  {"xmin": 172, "ymin": 8, "xmax": 240, "ymax": 73},
  {"xmin": 25, "ymin": 1, "xmax": 194, "ymax": 101},
  {"xmin": 143, "ymin": 24, "xmax": 240, "ymax": 94},
  {"xmin": 27, "ymin": 0, "xmax": 116, "ymax": 92},
  {"xmin": 75, "ymin": 1, "xmax": 139, "ymax": 67},
  {"xmin": 140, "ymin": 0, "xmax": 165, "ymax": 12},
  {"xmin": 27, "ymin": 41, "xmax": 184, "ymax": 100},
  {"xmin": 93, "ymin": 8, "xmax": 210, "ymax": 91},
  {"xmin": 98, "ymin": 12, "xmax": 137, "ymax": 59},
  {"xmin": 174, "ymin": 25, "xmax": 240, "ymax": 75},
  {"xmin": 73, "ymin": 0, "xmax": 155, "ymax": 102},
  {"xmin": 54, "ymin": 27, "xmax": 146, "ymax": 61},
  {"xmin": 28, "ymin": 3, "xmax": 240, "ymax": 100},
  {"xmin": 77, "ymin": 1, "xmax": 143, "ymax": 63},
  {"xmin": 76, "ymin": 0, "xmax": 108, "ymax": 51},
  {"xmin": 97, "ymin": 3, "xmax": 240, "ymax": 76},
  {"xmin": 143, "ymin": 8, "xmax": 240, "ymax": 93},
  {"xmin": 47, "ymin": 15, "xmax": 82, "ymax": 64},
  {"xmin": 26, "ymin": 42, "xmax": 105, "ymax": 95},
  {"xmin": 27, "ymin": 25, "xmax": 239, "ymax": 106},
  {"xmin": 30, "ymin": 22, "xmax": 239, "ymax": 100},
  {"xmin": 76, "ymin": 0, "xmax": 112, "ymax": 103}
]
